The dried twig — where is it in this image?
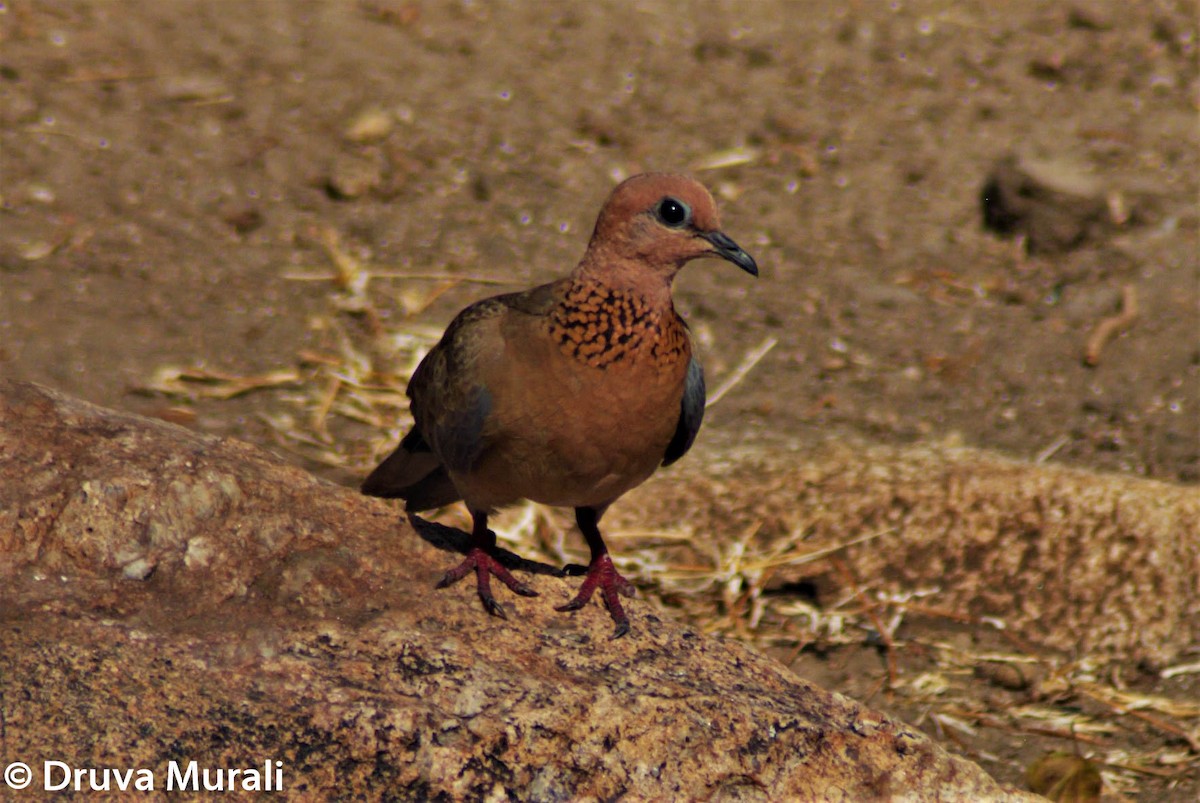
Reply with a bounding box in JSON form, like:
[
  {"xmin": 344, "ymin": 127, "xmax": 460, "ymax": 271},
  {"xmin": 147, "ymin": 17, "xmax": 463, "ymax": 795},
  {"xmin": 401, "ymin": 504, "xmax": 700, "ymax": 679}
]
[
  {"xmin": 691, "ymin": 146, "xmax": 761, "ymax": 172},
  {"xmin": 706, "ymin": 336, "xmax": 777, "ymax": 407},
  {"xmin": 951, "ymin": 709, "xmax": 1113, "ymax": 747},
  {"xmin": 139, "ymin": 367, "xmax": 301, "ymax": 400},
  {"xmin": 1034, "ymin": 434, "xmax": 1070, "ymax": 464},
  {"xmin": 1161, "ymin": 661, "xmax": 1200, "ymax": 679},
  {"xmin": 1084, "ymin": 284, "xmax": 1138, "ymax": 366}
]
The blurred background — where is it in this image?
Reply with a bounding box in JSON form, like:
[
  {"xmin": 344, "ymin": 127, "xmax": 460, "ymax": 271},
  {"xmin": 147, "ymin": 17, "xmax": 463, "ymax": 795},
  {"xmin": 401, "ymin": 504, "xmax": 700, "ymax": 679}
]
[{"xmin": 2, "ymin": 0, "xmax": 1195, "ymax": 484}]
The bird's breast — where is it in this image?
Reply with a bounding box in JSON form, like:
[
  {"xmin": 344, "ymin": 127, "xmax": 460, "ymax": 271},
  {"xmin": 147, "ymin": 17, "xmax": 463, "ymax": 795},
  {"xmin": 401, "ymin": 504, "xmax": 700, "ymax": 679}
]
[{"xmin": 546, "ymin": 282, "xmax": 688, "ymax": 370}]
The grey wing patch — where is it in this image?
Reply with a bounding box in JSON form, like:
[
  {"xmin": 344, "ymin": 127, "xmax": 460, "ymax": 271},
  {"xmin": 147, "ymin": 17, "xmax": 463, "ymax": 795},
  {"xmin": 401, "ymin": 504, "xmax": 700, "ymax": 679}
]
[
  {"xmin": 662, "ymin": 355, "xmax": 705, "ymax": 466},
  {"xmin": 408, "ymin": 297, "xmax": 504, "ymax": 475},
  {"xmin": 428, "ymin": 384, "xmax": 492, "ymax": 473}
]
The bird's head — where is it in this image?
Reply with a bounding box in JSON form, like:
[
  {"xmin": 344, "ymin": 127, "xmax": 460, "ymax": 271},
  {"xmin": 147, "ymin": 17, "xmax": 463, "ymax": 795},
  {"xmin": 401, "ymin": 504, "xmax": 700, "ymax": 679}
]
[{"xmin": 581, "ymin": 173, "xmax": 758, "ymax": 287}]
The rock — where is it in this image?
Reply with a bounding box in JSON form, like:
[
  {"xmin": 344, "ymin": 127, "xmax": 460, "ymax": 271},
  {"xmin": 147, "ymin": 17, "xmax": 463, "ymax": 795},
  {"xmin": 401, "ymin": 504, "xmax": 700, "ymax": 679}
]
[
  {"xmin": 616, "ymin": 438, "xmax": 1199, "ymax": 668},
  {"xmin": 326, "ymin": 150, "xmax": 385, "ymax": 200},
  {"xmin": 0, "ymin": 380, "xmax": 1034, "ymax": 800},
  {"xmin": 980, "ymin": 154, "xmax": 1129, "ymax": 254},
  {"xmin": 344, "ymin": 107, "xmax": 395, "ymax": 144}
]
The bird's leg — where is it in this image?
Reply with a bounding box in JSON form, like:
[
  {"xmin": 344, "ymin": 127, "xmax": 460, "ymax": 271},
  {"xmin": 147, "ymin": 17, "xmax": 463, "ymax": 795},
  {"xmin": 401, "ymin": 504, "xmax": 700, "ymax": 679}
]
[
  {"xmin": 557, "ymin": 506, "xmax": 637, "ymax": 638},
  {"xmin": 436, "ymin": 510, "xmax": 538, "ymax": 619}
]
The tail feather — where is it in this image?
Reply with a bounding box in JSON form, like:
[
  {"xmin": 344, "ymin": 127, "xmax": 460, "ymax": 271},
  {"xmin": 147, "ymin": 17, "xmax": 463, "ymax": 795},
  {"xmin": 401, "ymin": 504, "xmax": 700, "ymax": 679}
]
[
  {"xmin": 395, "ymin": 465, "xmax": 464, "ymax": 512},
  {"xmin": 361, "ymin": 428, "xmax": 463, "ymax": 510}
]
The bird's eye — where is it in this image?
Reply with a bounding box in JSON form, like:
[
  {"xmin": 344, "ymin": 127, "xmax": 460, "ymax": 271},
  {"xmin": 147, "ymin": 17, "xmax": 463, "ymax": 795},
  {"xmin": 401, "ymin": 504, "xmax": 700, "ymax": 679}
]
[{"xmin": 656, "ymin": 197, "xmax": 690, "ymax": 228}]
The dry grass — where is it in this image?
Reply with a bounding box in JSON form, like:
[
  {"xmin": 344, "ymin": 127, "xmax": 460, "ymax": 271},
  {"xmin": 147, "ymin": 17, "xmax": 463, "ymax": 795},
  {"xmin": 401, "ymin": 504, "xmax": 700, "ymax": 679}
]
[{"xmin": 142, "ymin": 229, "xmax": 1198, "ymax": 800}]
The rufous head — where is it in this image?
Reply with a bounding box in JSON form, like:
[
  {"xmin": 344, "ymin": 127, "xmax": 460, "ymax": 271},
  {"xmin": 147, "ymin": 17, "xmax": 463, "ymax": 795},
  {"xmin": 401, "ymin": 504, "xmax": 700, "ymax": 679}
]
[{"xmin": 581, "ymin": 173, "xmax": 758, "ymax": 284}]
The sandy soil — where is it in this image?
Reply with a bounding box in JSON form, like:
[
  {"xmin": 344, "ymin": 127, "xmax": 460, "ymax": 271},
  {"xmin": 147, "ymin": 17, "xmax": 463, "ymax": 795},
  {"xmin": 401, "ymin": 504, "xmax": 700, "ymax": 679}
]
[{"xmin": 2, "ymin": 1, "xmax": 1196, "ymax": 799}]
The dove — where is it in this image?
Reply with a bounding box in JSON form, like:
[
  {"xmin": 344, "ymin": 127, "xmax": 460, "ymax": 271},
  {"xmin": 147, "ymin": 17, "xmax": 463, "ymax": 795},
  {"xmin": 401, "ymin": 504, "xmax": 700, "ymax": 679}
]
[{"xmin": 363, "ymin": 172, "xmax": 757, "ymax": 637}]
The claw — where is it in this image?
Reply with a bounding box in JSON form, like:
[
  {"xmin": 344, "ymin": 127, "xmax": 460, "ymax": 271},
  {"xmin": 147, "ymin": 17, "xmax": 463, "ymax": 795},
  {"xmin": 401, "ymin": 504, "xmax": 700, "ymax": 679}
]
[
  {"xmin": 556, "ymin": 596, "xmax": 587, "ymax": 613},
  {"xmin": 556, "ymin": 554, "xmax": 636, "ymax": 636},
  {"xmin": 436, "ymin": 566, "xmax": 470, "ymax": 589},
  {"xmin": 436, "ymin": 546, "xmax": 537, "ymax": 617},
  {"xmin": 481, "ymin": 596, "xmax": 508, "ymax": 619}
]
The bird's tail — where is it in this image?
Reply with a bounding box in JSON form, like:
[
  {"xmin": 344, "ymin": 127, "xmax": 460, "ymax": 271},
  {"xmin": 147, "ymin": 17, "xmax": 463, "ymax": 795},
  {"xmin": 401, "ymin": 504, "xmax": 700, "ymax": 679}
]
[{"xmin": 361, "ymin": 428, "xmax": 463, "ymax": 511}]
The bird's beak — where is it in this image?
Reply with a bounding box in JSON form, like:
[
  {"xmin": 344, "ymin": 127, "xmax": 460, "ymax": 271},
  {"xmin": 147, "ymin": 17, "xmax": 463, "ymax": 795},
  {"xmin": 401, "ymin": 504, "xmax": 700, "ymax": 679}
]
[{"xmin": 699, "ymin": 230, "xmax": 758, "ymax": 276}]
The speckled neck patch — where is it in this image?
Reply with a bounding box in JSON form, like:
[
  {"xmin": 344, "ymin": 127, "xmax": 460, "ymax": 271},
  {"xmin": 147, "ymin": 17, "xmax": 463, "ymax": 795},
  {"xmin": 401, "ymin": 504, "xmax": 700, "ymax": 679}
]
[{"xmin": 548, "ymin": 281, "xmax": 688, "ymax": 369}]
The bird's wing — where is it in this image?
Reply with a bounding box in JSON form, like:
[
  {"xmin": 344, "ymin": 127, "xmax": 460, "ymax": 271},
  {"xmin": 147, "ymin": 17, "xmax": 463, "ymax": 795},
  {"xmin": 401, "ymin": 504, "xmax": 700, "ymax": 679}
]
[
  {"xmin": 662, "ymin": 354, "xmax": 705, "ymax": 466},
  {"xmin": 407, "ymin": 302, "xmax": 500, "ymax": 475},
  {"xmin": 359, "ymin": 324, "xmax": 490, "ymax": 504},
  {"xmin": 408, "ymin": 279, "xmax": 569, "ymax": 474}
]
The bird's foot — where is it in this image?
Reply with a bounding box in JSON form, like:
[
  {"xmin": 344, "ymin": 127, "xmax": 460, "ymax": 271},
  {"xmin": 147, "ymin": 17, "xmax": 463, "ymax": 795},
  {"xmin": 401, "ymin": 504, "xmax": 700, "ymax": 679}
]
[
  {"xmin": 436, "ymin": 547, "xmax": 538, "ymax": 619},
  {"xmin": 556, "ymin": 554, "xmax": 636, "ymax": 639}
]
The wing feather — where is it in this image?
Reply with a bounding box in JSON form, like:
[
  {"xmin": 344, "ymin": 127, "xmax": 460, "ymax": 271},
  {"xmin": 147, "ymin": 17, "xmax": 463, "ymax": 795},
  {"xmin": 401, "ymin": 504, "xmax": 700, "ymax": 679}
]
[{"xmin": 662, "ymin": 355, "xmax": 704, "ymax": 466}]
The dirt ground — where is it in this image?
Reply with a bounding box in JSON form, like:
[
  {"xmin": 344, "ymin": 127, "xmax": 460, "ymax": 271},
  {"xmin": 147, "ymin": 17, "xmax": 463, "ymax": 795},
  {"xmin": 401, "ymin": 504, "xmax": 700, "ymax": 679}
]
[{"xmin": 2, "ymin": 1, "xmax": 1197, "ymax": 799}]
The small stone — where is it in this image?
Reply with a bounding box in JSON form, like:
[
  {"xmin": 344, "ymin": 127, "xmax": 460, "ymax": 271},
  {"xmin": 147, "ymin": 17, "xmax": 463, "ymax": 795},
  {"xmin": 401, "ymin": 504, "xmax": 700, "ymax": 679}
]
[
  {"xmin": 18, "ymin": 238, "xmax": 59, "ymax": 261},
  {"xmin": 326, "ymin": 152, "xmax": 383, "ymax": 200},
  {"xmin": 27, "ymin": 183, "xmax": 56, "ymax": 204},
  {"xmin": 122, "ymin": 557, "xmax": 155, "ymax": 581},
  {"xmin": 344, "ymin": 107, "xmax": 394, "ymax": 144}
]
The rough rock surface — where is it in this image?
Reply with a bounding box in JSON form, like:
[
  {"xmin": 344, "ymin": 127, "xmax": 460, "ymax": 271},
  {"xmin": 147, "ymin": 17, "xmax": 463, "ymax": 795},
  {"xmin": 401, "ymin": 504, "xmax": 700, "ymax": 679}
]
[
  {"xmin": 618, "ymin": 436, "xmax": 1200, "ymax": 667},
  {"xmin": 0, "ymin": 380, "xmax": 1035, "ymax": 800}
]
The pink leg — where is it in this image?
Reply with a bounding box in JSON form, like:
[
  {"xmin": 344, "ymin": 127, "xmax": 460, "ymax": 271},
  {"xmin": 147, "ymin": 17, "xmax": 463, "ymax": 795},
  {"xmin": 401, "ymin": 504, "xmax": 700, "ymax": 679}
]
[
  {"xmin": 436, "ymin": 512, "xmax": 537, "ymax": 618},
  {"xmin": 556, "ymin": 507, "xmax": 636, "ymax": 638}
]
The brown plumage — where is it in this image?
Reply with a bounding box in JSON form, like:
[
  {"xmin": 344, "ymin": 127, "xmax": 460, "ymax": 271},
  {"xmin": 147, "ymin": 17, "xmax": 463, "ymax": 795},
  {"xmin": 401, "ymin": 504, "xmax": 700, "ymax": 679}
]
[{"xmin": 362, "ymin": 172, "xmax": 757, "ymax": 637}]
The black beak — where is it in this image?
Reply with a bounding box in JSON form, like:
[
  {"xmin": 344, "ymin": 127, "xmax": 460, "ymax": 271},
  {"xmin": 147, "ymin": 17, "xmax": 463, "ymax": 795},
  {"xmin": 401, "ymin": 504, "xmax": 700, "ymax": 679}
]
[{"xmin": 700, "ymin": 230, "xmax": 758, "ymax": 276}]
